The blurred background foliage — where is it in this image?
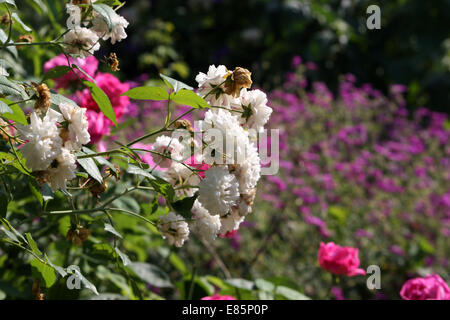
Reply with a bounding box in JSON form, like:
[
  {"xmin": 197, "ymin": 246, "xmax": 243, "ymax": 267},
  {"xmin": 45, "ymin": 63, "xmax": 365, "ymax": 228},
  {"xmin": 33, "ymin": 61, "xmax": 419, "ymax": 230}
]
[{"xmin": 110, "ymin": 0, "xmax": 450, "ymax": 113}]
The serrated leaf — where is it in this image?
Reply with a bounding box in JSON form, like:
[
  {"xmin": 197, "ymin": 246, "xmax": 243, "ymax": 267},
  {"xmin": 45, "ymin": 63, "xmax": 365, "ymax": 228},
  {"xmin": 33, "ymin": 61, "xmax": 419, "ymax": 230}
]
[
  {"xmin": 0, "ymin": 76, "xmax": 27, "ymax": 99},
  {"xmin": 83, "ymin": 80, "xmax": 117, "ymax": 125},
  {"xmin": 170, "ymin": 89, "xmax": 210, "ymax": 109},
  {"xmin": 129, "ymin": 262, "xmax": 173, "ymax": 288},
  {"xmin": 122, "ymin": 86, "xmax": 169, "ymax": 101},
  {"xmin": 25, "ymin": 233, "xmax": 42, "ymax": 256},
  {"xmin": 160, "ymin": 74, "xmax": 193, "ymax": 93},
  {"xmin": 104, "ymin": 223, "xmax": 122, "ymax": 238},
  {"xmin": 76, "ymin": 156, "xmax": 103, "ymax": 183},
  {"xmin": 42, "ymin": 66, "xmax": 72, "ymax": 81}
]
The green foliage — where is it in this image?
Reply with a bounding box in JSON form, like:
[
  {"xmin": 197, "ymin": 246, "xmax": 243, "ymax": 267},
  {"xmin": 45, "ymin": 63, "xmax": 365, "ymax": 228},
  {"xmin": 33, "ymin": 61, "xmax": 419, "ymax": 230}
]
[{"xmin": 83, "ymin": 80, "xmax": 117, "ymax": 126}]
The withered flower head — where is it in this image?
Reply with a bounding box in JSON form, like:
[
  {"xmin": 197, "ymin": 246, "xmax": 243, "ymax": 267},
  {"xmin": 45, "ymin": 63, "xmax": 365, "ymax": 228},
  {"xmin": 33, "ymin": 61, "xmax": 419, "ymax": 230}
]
[
  {"xmin": 174, "ymin": 119, "xmax": 193, "ymax": 132},
  {"xmin": 224, "ymin": 67, "xmax": 252, "ymax": 97},
  {"xmin": 105, "ymin": 52, "xmax": 120, "ymax": 72},
  {"xmin": 0, "ymin": 14, "xmax": 11, "ymax": 25},
  {"xmin": 89, "ymin": 180, "xmax": 107, "ymax": 198},
  {"xmin": 18, "ymin": 35, "xmax": 34, "ymax": 43},
  {"xmin": 33, "ymin": 83, "xmax": 51, "ymax": 113},
  {"xmin": 66, "ymin": 225, "xmax": 92, "ymax": 246}
]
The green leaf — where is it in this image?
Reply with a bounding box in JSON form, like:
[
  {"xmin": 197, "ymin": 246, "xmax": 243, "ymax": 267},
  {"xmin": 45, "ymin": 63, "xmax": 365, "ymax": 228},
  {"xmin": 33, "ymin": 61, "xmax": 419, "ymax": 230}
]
[
  {"xmin": 69, "ymin": 267, "xmax": 99, "ymax": 295},
  {"xmin": 149, "ymin": 176, "xmax": 175, "ymax": 203},
  {"xmin": 329, "ymin": 206, "xmax": 350, "ymax": 225},
  {"xmin": 169, "ymin": 253, "xmax": 187, "ymax": 275},
  {"xmin": 0, "ymin": 100, "xmax": 12, "ymax": 114},
  {"xmin": 92, "ymin": 3, "xmax": 121, "ymax": 32},
  {"xmin": 0, "ymin": 76, "xmax": 27, "ymax": 99},
  {"xmin": 225, "ymin": 278, "xmax": 255, "ymax": 290},
  {"xmin": 170, "ymin": 89, "xmax": 210, "ymax": 109},
  {"xmin": 42, "ymin": 66, "xmax": 72, "ymax": 81},
  {"xmin": 255, "ymin": 279, "xmax": 275, "ymax": 292},
  {"xmin": 0, "ymin": 191, "xmax": 7, "ymax": 218},
  {"xmin": 115, "ymin": 247, "xmax": 131, "ymax": 266},
  {"xmin": 122, "ymin": 86, "xmax": 169, "ymax": 101},
  {"xmin": 82, "ymin": 147, "xmax": 117, "ymax": 173},
  {"xmin": 129, "ymin": 262, "xmax": 173, "ymax": 288},
  {"xmin": 25, "ymin": 233, "xmax": 42, "ymax": 256},
  {"xmin": 94, "ymin": 0, "xmax": 122, "ymax": 6},
  {"xmin": 0, "ymin": 0, "xmax": 16, "ymax": 7},
  {"xmin": 127, "ymin": 164, "xmax": 153, "ymax": 179},
  {"xmin": 30, "ymin": 259, "xmax": 56, "ymax": 288},
  {"xmin": 76, "ymin": 156, "xmax": 103, "ymax": 184},
  {"xmin": 275, "ymin": 286, "xmax": 310, "ymax": 300},
  {"xmin": 104, "ymin": 223, "xmax": 122, "ymax": 238},
  {"xmin": 83, "ymin": 80, "xmax": 117, "ymax": 125},
  {"xmin": 0, "ymin": 101, "xmax": 27, "ymax": 125},
  {"xmin": 171, "ymin": 193, "xmax": 198, "ymax": 220},
  {"xmin": 11, "ymin": 12, "xmax": 32, "ymax": 32},
  {"xmin": 160, "ymin": 74, "xmax": 193, "ymax": 93},
  {"xmin": 28, "ymin": 181, "xmax": 43, "ymax": 206},
  {"xmin": 50, "ymin": 92, "xmax": 79, "ymax": 107},
  {"xmin": 45, "ymin": 254, "xmax": 67, "ymax": 277}
]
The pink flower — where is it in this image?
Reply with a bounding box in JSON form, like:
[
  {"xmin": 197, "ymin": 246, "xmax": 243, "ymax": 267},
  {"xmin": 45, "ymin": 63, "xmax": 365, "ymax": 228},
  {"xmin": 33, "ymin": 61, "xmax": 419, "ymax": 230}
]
[
  {"xmin": 400, "ymin": 274, "xmax": 450, "ymax": 300},
  {"xmin": 44, "ymin": 54, "xmax": 98, "ymax": 89},
  {"xmin": 201, "ymin": 294, "xmax": 237, "ymax": 300},
  {"xmin": 85, "ymin": 110, "xmax": 111, "ymax": 144},
  {"xmin": 318, "ymin": 242, "xmax": 366, "ymax": 277}
]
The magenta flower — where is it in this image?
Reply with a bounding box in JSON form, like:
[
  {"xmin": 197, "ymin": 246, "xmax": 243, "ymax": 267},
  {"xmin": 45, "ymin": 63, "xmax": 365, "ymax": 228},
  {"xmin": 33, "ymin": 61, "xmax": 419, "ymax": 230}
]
[
  {"xmin": 318, "ymin": 242, "xmax": 366, "ymax": 277},
  {"xmin": 201, "ymin": 294, "xmax": 237, "ymax": 300},
  {"xmin": 400, "ymin": 274, "xmax": 450, "ymax": 300}
]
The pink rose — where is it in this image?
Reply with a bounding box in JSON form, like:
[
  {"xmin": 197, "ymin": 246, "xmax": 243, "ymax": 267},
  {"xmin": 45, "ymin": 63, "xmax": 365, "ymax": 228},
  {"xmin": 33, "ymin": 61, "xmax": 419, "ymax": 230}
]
[
  {"xmin": 400, "ymin": 274, "xmax": 450, "ymax": 300},
  {"xmin": 44, "ymin": 54, "xmax": 98, "ymax": 89},
  {"xmin": 85, "ymin": 110, "xmax": 111, "ymax": 144},
  {"xmin": 318, "ymin": 242, "xmax": 366, "ymax": 277},
  {"xmin": 201, "ymin": 294, "xmax": 236, "ymax": 300}
]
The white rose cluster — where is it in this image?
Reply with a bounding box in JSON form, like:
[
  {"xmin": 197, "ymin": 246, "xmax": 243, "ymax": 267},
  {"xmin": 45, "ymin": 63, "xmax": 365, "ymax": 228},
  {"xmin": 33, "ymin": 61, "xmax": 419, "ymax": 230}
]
[
  {"xmin": 64, "ymin": 1, "xmax": 129, "ymax": 58},
  {"xmin": 18, "ymin": 103, "xmax": 91, "ymax": 192},
  {"xmin": 157, "ymin": 65, "xmax": 272, "ymax": 246}
]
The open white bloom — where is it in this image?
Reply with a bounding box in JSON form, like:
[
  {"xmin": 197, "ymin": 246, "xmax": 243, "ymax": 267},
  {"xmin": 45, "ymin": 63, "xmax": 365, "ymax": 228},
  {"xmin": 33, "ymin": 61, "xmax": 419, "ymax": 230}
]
[
  {"xmin": 91, "ymin": 14, "xmax": 129, "ymax": 45},
  {"xmin": 199, "ymin": 109, "xmax": 249, "ymax": 165},
  {"xmin": 48, "ymin": 147, "xmax": 77, "ymax": 192},
  {"xmin": 164, "ymin": 162, "xmax": 201, "ymax": 197},
  {"xmin": 158, "ymin": 212, "xmax": 190, "ymax": 247},
  {"xmin": 219, "ymin": 210, "xmax": 245, "ymax": 235},
  {"xmin": 198, "ymin": 166, "xmax": 240, "ymax": 216},
  {"xmin": 190, "ymin": 201, "xmax": 221, "ymax": 241},
  {"xmin": 232, "ymin": 89, "xmax": 272, "ymax": 136},
  {"xmin": 18, "ymin": 111, "xmax": 63, "ymax": 171},
  {"xmin": 64, "ymin": 27, "xmax": 100, "ymax": 58},
  {"xmin": 195, "ymin": 65, "xmax": 232, "ymax": 107},
  {"xmin": 151, "ymin": 135, "xmax": 185, "ymax": 168},
  {"xmin": 236, "ymin": 141, "xmax": 261, "ymax": 194},
  {"xmin": 59, "ymin": 103, "xmax": 90, "ymax": 150}
]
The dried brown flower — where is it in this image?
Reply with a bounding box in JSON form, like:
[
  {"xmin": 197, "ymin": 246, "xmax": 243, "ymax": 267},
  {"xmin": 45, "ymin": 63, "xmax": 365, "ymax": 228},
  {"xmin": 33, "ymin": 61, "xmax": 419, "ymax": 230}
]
[
  {"xmin": 33, "ymin": 83, "xmax": 51, "ymax": 113},
  {"xmin": 104, "ymin": 52, "xmax": 120, "ymax": 72},
  {"xmin": 66, "ymin": 226, "xmax": 92, "ymax": 246},
  {"xmin": 224, "ymin": 67, "xmax": 252, "ymax": 97}
]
